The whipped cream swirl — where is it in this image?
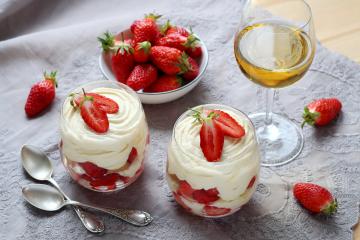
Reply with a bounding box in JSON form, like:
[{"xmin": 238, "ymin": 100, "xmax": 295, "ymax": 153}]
[{"xmin": 60, "ymin": 87, "xmax": 148, "ymax": 171}]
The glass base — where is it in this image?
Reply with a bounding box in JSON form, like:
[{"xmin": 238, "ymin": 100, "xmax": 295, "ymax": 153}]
[{"xmin": 249, "ymin": 112, "xmax": 304, "ymax": 167}]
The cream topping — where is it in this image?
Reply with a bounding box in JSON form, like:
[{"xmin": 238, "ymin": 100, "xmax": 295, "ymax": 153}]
[{"xmin": 60, "ymin": 87, "xmax": 148, "ymax": 171}]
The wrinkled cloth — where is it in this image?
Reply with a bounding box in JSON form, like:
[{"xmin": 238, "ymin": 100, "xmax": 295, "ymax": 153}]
[{"xmin": 0, "ymin": 0, "xmax": 359, "ymax": 239}]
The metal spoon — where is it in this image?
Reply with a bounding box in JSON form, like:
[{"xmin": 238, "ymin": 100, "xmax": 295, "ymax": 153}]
[
  {"xmin": 23, "ymin": 184, "xmax": 153, "ymax": 226},
  {"xmin": 21, "ymin": 144, "xmax": 105, "ymax": 233}
]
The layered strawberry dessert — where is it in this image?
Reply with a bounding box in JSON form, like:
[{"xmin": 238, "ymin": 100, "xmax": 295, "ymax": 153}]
[
  {"xmin": 167, "ymin": 104, "xmax": 260, "ymax": 217},
  {"xmin": 60, "ymin": 81, "xmax": 149, "ymax": 192}
]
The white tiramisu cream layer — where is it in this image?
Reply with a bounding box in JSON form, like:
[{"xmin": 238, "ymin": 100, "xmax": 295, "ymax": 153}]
[
  {"xmin": 167, "ymin": 106, "xmax": 260, "ymax": 212},
  {"xmin": 60, "ymin": 87, "xmax": 148, "ymax": 177}
]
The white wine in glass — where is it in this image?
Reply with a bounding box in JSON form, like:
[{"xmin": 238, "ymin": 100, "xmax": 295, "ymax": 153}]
[{"xmin": 234, "ymin": 0, "xmax": 316, "ymax": 166}]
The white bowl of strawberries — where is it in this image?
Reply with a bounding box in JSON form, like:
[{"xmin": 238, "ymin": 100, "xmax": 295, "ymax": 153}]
[{"xmin": 98, "ymin": 14, "xmax": 208, "ymax": 104}]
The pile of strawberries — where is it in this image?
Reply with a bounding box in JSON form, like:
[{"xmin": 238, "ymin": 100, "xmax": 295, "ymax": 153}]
[{"xmin": 98, "ymin": 13, "xmax": 203, "ymax": 93}]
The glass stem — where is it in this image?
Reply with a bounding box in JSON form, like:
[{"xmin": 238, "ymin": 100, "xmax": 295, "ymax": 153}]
[{"xmin": 265, "ymin": 88, "xmax": 275, "ymax": 125}]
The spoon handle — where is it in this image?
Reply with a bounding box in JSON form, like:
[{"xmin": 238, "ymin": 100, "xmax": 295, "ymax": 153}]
[
  {"xmin": 69, "ymin": 201, "xmax": 153, "ymax": 227},
  {"xmin": 73, "ymin": 206, "xmax": 105, "ymax": 233},
  {"xmin": 48, "ymin": 178, "xmax": 105, "ymax": 233}
]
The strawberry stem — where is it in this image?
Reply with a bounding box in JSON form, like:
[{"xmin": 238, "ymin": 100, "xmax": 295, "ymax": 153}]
[
  {"xmin": 190, "ymin": 108, "xmax": 218, "ymax": 124},
  {"xmin": 160, "ymin": 20, "xmax": 172, "ymax": 34},
  {"xmin": 145, "ymin": 12, "xmax": 162, "ymax": 21},
  {"xmin": 301, "ymin": 107, "xmax": 320, "ymax": 128},
  {"xmin": 43, "ymin": 70, "xmax": 58, "ymax": 87},
  {"xmin": 97, "ymin": 31, "xmax": 115, "ymax": 51},
  {"xmin": 321, "ymin": 199, "xmax": 338, "ymax": 215}
]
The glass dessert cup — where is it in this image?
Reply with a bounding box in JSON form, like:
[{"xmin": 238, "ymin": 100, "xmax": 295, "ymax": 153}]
[
  {"xmin": 166, "ymin": 104, "xmax": 261, "ymax": 218},
  {"xmin": 234, "ymin": 0, "xmax": 316, "ymax": 166},
  {"xmin": 60, "ymin": 80, "xmax": 149, "ymax": 192}
]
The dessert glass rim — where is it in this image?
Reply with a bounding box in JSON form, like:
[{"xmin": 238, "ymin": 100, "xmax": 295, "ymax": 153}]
[
  {"xmin": 60, "ymin": 80, "xmax": 143, "ymax": 122},
  {"xmin": 172, "ymin": 103, "xmax": 258, "ymax": 157}
]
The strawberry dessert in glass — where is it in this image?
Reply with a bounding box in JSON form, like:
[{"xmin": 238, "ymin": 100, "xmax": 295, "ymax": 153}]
[
  {"xmin": 60, "ymin": 81, "xmax": 149, "ymax": 192},
  {"xmin": 166, "ymin": 104, "xmax": 260, "ymax": 217}
]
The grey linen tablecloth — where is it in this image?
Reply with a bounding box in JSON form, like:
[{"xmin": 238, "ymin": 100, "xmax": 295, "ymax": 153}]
[{"xmin": 0, "ymin": 0, "xmax": 359, "ymax": 239}]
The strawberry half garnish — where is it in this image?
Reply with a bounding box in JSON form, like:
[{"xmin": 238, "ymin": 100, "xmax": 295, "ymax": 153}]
[
  {"xmin": 205, "ymin": 109, "xmax": 245, "ymax": 138},
  {"xmin": 79, "ymin": 92, "xmax": 109, "ymax": 133},
  {"xmin": 192, "ymin": 109, "xmax": 224, "ymax": 162},
  {"xmin": 203, "ymin": 206, "xmax": 231, "ymax": 217},
  {"xmin": 200, "ymin": 117, "xmax": 224, "ymax": 162},
  {"xmin": 293, "ymin": 182, "xmax": 337, "ymax": 215},
  {"xmin": 302, "ymin": 98, "xmax": 342, "ymax": 127},
  {"xmin": 71, "ymin": 92, "xmax": 119, "ymax": 114}
]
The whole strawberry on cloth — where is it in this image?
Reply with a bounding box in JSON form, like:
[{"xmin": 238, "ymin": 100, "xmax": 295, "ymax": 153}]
[
  {"xmin": 293, "ymin": 182, "xmax": 337, "ymax": 215},
  {"xmin": 302, "ymin": 98, "xmax": 342, "ymax": 127},
  {"xmin": 98, "ymin": 32, "xmax": 134, "ymax": 83},
  {"xmin": 25, "ymin": 71, "xmax": 58, "ymax": 118}
]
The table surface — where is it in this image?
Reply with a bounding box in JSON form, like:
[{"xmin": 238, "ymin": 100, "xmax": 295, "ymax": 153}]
[{"xmin": 0, "ymin": 0, "xmax": 359, "ymax": 239}]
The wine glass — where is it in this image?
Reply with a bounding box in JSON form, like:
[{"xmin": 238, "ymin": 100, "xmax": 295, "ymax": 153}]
[{"xmin": 234, "ymin": 0, "xmax": 316, "ymax": 166}]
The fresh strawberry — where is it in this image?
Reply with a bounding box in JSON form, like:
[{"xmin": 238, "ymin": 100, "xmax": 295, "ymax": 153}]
[
  {"xmin": 144, "ymin": 75, "xmax": 183, "ymax": 92},
  {"xmin": 127, "ymin": 147, "xmax": 138, "ymax": 164},
  {"xmin": 302, "ymin": 98, "xmax": 342, "ymax": 127},
  {"xmin": 131, "ymin": 13, "xmax": 161, "ymax": 44},
  {"xmin": 98, "ymin": 32, "xmax": 134, "ymax": 83},
  {"xmin": 205, "ymin": 110, "xmax": 245, "ymax": 138},
  {"xmin": 203, "ymin": 206, "xmax": 231, "ymax": 217},
  {"xmin": 182, "ymin": 56, "xmax": 199, "ymax": 81},
  {"xmin": 79, "ymin": 93, "xmax": 109, "ymax": 133},
  {"xmin": 157, "ymin": 31, "xmax": 201, "ymax": 55},
  {"xmin": 161, "ymin": 20, "xmax": 190, "ymax": 37},
  {"xmin": 25, "ymin": 71, "xmax": 58, "ymax": 118},
  {"xmin": 247, "ymin": 176, "xmax": 256, "ymax": 189},
  {"xmin": 79, "ymin": 162, "xmax": 107, "ymax": 179},
  {"xmin": 126, "ymin": 64, "xmax": 158, "ymax": 91},
  {"xmin": 156, "ymin": 33, "xmax": 188, "ymax": 51},
  {"xmin": 193, "ymin": 110, "xmax": 224, "ymax": 162},
  {"xmin": 133, "ymin": 41, "xmax": 151, "ymax": 63},
  {"xmin": 293, "ymin": 182, "xmax": 337, "ymax": 215},
  {"xmin": 150, "ymin": 46, "xmax": 190, "ymax": 75},
  {"xmin": 186, "ymin": 45, "xmax": 202, "ymax": 58},
  {"xmin": 71, "ymin": 92, "xmax": 119, "ymax": 114},
  {"xmin": 177, "ymin": 180, "xmax": 195, "ymax": 199},
  {"xmin": 173, "ymin": 192, "xmax": 192, "ymax": 212},
  {"xmin": 192, "ymin": 188, "xmax": 220, "ymax": 204}
]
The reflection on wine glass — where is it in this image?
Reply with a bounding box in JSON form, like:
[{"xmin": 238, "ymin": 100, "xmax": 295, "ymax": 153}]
[{"xmin": 234, "ymin": 0, "xmax": 316, "ymax": 166}]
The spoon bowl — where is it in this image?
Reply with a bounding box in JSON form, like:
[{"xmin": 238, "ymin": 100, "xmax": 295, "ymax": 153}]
[
  {"xmin": 21, "ymin": 145, "xmax": 53, "ymax": 181},
  {"xmin": 22, "ymin": 184, "xmax": 64, "ymax": 211}
]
